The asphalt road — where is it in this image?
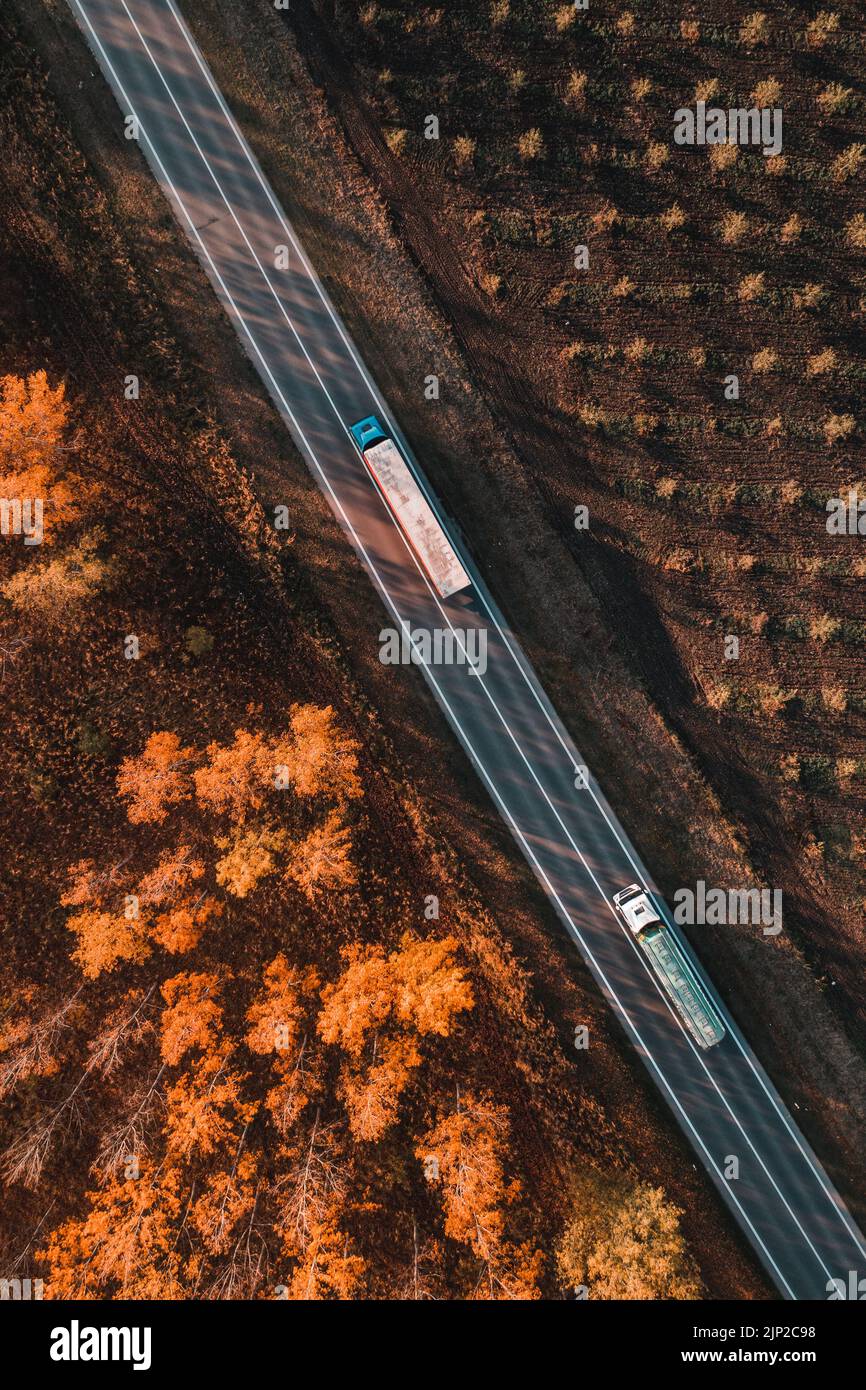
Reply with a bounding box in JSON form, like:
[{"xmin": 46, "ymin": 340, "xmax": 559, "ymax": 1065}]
[{"xmin": 67, "ymin": 0, "xmax": 866, "ymax": 1299}]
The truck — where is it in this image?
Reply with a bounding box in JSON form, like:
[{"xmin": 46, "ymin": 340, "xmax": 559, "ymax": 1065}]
[
  {"xmin": 350, "ymin": 415, "xmax": 472, "ymax": 599},
  {"xmin": 613, "ymin": 885, "xmax": 726, "ymax": 1050}
]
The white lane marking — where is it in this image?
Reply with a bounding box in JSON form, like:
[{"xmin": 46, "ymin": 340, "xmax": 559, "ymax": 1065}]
[
  {"xmin": 160, "ymin": 0, "xmax": 866, "ymax": 1259},
  {"xmin": 71, "ymin": 0, "xmax": 852, "ymax": 1285}
]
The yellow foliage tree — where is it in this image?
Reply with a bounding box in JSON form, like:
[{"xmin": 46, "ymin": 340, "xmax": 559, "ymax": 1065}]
[{"xmin": 556, "ymin": 1179, "xmax": 702, "ymax": 1299}]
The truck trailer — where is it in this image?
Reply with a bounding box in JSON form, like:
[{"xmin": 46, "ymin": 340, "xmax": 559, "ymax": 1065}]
[
  {"xmin": 350, "ymin": 416, "xmax": 471, "ymax": 599},
  {"xmin": 613, "ymin": 885, "xmax": 726, "ymax": 1050}
]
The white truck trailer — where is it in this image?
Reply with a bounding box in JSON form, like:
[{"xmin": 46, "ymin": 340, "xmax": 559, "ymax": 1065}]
[{"xmin": 350, "ymin": 416, "xmax": 471, "ymax": 599}]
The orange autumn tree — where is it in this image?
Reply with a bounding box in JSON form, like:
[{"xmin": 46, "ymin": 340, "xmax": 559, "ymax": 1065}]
[
  {"xmin": 0, "ymin": 371, "xmax": 83, "ymax": 542},
  {"xmin": 136, "ymin": 846, "xmax": 222, "ymax": 955},
  {"xmin": 158, "ymin": 973, "xmax": 256, "ymax": 1163},
  {"xmin": 417, "ymin": 1091, "xmax": 542, "ymax": 1299},
  {"xmin": 62, "ymin": 704, "xmax": 363, "ymax": 980},
  {"xmin": 318, "ymin": 934, "xmax": 474, "ymax": 1140},
  {"xmin": 39, "ymin": 1166, "xmax": 187, "ymax": 1299},
  {"xmin": 246, "ymin": 954, "xmax": 321, "ymax": 1134},
  {"xmin": 195, "ymin": 707, "xmax": 363, "ymax": 900},
  {"xmin": 41, "ymin": 974, "xmax": 260, "ymax": 1299},
  {"xmin": 0, "ymin": 373, "xmax": 110, "ymax": 622},
  {"xmin": 159, "ymin": 972, "xmax": 222, "ymax": 1066},
  {"xmin": 275, "ymin": 1115, "xmax": 366, "ymax": 1300},
  {"xmin": 61, "ymin": 845, "xmax": 222, "ymax": 978},
  {"xmin": 117, "ymin": 731, "xmax": 196, "ymax": 825},
  {"xmin": 61, "ymin": 859, "xmax": 150, "ymax": 979}
]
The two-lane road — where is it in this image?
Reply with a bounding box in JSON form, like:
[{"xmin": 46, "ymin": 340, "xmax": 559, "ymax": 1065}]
[{"xmin": 66, "ymin": 0, "xmax": 866, "ymax": 1298}]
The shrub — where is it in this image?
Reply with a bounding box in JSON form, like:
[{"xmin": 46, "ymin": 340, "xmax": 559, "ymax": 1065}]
[
  {"xmin": 591, "ymin": 202, "xmax": 618, "ymax": 233},
  {"xmin": 565, "ymin": 70, "xmax": 588, "ymax": 110},
  {"xmin": 845, "ymin": 213, "xmax": 866, "ymax": 248},
  {"xmin": 185, "ymin": 625, "xmax": 215, "ymax": 658},
  {"xmin": 739, "ymin": 12, "xmax": 769, "ymax": 47},
  {"xmin": 752, "ymin": 347, "xmax": 778, "ymax": 372},
  {"xmin": 817, "ymin": 84, "xmax": 854, "ymax": 116},
  {"xmin": 738, "ymin": 272, "xmax": 765, "ymax": 302},
  {"xmin": 752, "ymin": 77, "xmax": 781, "ymax": 106},
  {"xmin": 624, "ymin": 336, "xmax": 651, "ymax": 362},
  {"xmin": 385, "ymin": 128, "xmax": 408, "ymax": 155},
  {"xmin": 756, "ymin": 683, "xmax": 793, "ymax": 717},
  {"xmin": 824, "ymin": 413, "xmax": 855, "ymax": 444},
  {"xmin": 517, "ymin": 128, "xmax": 545, "ymax": 161},
  {"xmin": 831, "ymin": 145, "xmax": 865, "ymax": 182},
  {"xmin": 807, "ymin": 348, "xmax": 837, "ymax": 376},
  {"xmin": 709, "ymin": 144, "xmax": 738, "ymax": 171},
  {"xmin": 793, "ymin": 283, "xmax": 825, "ymax": 310},
  {"xmin": 806, "ymin": 11, "xmax": 840, "ymax": 48},
  {"xmin": 453, "ymin": 135, "xmax": 476, "ymax": 169},
  {"xmin": 810, "ymin": 614, "xmax": 840, "ymax": 643},
  {"xmin": 695, "ymin": 78, "xmax": 719, "ymax": 104},
  {"xmin": 721, "ymin": 211, "xmax": 748, "ymax": 244},
  {"xmin": 660, "ymin": 203, "xmax": 686, "ymax": 232},
  {"xmin": 644, "ymin": 142, "xmax": 669, "ymax": 172},
  {"xmin": 611, "ymin": 275, "xmax": 636, "ymax": 298}
]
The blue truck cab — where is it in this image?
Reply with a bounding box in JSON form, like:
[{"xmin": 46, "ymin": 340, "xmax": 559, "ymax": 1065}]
[{"xmin": 350, "ymin": 415, "xmax": 387, "ymax": 452}]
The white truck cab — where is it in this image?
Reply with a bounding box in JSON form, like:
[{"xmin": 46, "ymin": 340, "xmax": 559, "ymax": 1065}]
[{"xmin": 613, "ymin": 884, "xmax": 660, "ymax": 936}]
